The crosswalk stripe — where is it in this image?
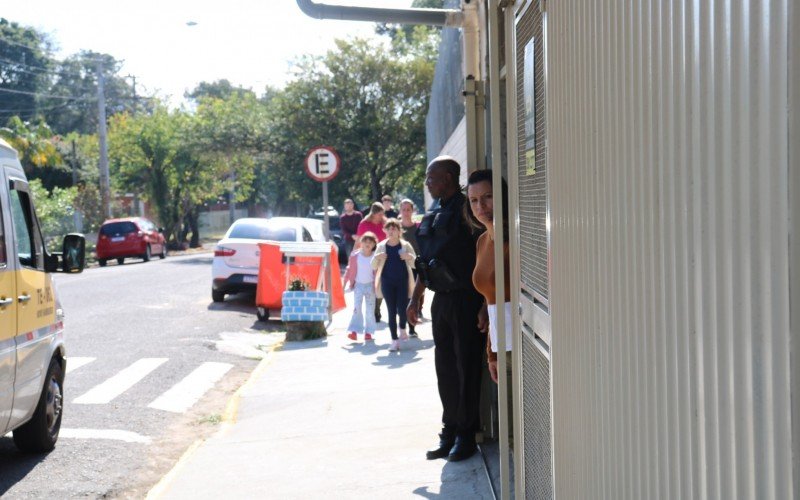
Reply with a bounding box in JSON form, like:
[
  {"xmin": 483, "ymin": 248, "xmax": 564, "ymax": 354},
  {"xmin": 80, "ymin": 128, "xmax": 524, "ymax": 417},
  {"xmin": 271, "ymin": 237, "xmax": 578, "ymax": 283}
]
[
  {"xmin": 148, "ymin": 362, "xmax": 233, "ymax": 413},
  {"xmin": 66, "ymin": 357, "xmax": 96, "ymax": 374},
  {"xmin": 59, "ymin": 428, "xmax": 151, "ymax": 444},
  {"xmin": 73, "ymin": 358, "xmax": 168, "ymax": 405}
]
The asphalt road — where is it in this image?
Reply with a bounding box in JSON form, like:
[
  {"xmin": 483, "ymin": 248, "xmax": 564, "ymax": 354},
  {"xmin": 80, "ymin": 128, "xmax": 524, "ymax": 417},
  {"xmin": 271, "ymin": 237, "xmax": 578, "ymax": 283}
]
[{"xmin": 0, "ymin": 252, "xmax": 281, "ymax": 498}]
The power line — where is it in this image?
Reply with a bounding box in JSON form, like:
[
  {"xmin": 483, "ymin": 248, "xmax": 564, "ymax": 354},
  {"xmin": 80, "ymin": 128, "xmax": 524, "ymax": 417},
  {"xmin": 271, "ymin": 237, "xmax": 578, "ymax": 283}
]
[{"xmin": 0, "ymin": 87, "xmax": 96, "ymax": 101}]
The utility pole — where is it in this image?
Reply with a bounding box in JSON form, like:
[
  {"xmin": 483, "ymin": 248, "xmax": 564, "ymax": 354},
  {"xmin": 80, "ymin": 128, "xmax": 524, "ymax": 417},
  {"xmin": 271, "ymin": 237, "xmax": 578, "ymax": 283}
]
[
  {"xmin": 96, "ymin": 61, "xmax": 111, "ymax": 218},
  {"xmin": 71, "ymin": 139, "xmax": 83, "ymax": 232},
  {"xmin": 128, "ymin": 74, "xmax": 138, "ymax": 114}
]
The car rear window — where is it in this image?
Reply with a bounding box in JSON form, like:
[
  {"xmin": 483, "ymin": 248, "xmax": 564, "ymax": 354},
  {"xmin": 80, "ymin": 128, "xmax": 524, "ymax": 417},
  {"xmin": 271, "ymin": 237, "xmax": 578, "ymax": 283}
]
[
  {"xmin": 228, "ymin": 223, "xmax": 296, "ymax": 241},
  {"xmin": 100, "ymin": 222, "xmax": 137, "ymax": 236}
]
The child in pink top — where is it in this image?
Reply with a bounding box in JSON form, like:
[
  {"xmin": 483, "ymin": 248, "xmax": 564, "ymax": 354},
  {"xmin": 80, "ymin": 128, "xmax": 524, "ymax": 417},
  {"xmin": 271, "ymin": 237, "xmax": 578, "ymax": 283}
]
[{"xmin": 343, "ymin": 232, "xmax": 378, "ymax": 341}]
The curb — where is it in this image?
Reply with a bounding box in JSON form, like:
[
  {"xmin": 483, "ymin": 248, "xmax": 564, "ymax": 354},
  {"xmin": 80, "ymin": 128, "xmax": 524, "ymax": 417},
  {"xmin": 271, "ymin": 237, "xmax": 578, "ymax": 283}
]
[{"xmin": 145, "ymin": 341, "xmax": 284, "ymax": 499}]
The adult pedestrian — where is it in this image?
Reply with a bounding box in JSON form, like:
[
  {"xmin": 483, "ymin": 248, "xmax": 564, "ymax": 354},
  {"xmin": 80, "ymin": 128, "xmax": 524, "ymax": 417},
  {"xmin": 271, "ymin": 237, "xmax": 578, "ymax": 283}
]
[
  {"xmin": 382, "ymin": 195, "xmax": 398, "ymax": 219},
  {"xmin": 466, "ymin": 170, "xmax": 512, "ymax": 384},
  {"xmin": 340, "ymin": 198, "xmax": 363, "ymax": 256},
  {"xmin": 407, "ymin": 156, "xmax": 486, "ymax": 462},
  {"xmin": 399, "ymin": 198, "xmax": 422, "ymax": 337},
  {"xmin": 357, "ymin": 202, "xmax": 387, "ymax": 321}
]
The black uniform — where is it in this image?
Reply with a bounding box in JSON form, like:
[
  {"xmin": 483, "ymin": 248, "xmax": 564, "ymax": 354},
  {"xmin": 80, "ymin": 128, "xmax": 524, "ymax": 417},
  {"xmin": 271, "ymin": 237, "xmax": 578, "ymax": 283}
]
[{"xmin": 416, "ymin": 192, "xmax": 485, "ymax": 438}]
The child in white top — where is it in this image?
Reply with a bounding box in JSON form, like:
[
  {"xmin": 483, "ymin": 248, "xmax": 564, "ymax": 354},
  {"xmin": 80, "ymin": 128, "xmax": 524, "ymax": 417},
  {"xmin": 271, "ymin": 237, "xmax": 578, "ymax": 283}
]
[{"xmin": 342, "ymin": 232, "xmax": 378, "ymax": 341}]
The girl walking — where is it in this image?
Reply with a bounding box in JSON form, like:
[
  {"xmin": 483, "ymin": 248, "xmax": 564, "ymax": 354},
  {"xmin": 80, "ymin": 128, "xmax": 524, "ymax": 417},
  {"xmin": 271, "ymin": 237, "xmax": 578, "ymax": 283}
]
[
  {"xmin": 372, "ymin": 219, "xmax": 416, "ymax": 352},
  {"xmin": 343, "ymin": 232, "xmax": 379, "ymax": 341}
]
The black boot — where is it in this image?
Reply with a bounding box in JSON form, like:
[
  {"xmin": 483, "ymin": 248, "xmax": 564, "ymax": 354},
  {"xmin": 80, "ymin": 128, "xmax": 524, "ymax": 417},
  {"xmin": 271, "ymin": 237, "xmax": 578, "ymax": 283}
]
[
  {"xmin": 426, "ymin": 431, "xmax": 455, "ymax": 460},
  {"xmin": 447, "ymin": 434, "xmax": 477, "ymax": 462}
]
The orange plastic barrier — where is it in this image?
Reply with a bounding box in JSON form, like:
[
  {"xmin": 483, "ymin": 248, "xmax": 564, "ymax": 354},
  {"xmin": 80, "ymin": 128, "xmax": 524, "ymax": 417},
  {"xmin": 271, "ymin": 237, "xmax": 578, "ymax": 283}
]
[{"xmin": 255, "ymin": 242, "xmax": 345, "ymax": 313}]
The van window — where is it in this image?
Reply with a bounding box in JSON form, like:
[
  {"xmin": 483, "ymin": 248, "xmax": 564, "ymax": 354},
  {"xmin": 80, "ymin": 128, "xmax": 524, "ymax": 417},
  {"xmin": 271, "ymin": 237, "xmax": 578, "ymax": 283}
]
[
  {"xmin": 0, "ymin": 198, "xmax": 5, "ymax": 266},
  {"xmin": 9, "ymin": 188, "xmax": 43, "ymax": 270}
]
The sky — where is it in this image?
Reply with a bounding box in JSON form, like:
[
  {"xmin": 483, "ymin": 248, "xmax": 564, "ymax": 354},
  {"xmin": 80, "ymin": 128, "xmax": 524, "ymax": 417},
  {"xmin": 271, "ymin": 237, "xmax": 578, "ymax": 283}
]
[{"xmin": 2, "ymin": 0, "xmax": 414, "ymax": 106}]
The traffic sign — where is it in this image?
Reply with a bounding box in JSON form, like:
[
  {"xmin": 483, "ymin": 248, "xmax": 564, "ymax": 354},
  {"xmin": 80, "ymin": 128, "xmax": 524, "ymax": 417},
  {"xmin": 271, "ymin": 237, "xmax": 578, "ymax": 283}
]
[{"xmin": 304, "ymin": 146, "xmax": 340, "ymax": 182}]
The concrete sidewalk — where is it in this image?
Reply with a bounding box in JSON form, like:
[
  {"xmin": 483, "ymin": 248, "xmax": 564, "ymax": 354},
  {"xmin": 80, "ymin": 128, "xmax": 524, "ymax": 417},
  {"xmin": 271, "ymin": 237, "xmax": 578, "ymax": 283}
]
[{"xmin": 149, "ymin": 291, "xmax": 493, "ymax": 499}]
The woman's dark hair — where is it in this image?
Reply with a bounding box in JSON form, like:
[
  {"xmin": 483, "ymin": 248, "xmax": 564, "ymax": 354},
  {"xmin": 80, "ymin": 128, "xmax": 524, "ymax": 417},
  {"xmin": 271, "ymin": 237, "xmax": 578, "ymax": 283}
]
[{"xmin": 465, "ymin": 169, "xmax": 509, "ymax": 242}]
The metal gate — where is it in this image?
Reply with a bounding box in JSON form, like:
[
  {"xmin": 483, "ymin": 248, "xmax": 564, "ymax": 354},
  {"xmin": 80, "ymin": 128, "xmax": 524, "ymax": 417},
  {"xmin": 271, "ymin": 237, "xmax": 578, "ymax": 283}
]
[{"xmin": 513, "ymin": 1, "xmax": 553, "ymax": 498}]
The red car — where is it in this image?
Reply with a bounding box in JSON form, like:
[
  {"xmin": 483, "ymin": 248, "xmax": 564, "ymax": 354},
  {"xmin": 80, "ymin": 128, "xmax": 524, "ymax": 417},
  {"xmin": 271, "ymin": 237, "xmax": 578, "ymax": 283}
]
[{"xmin": 96, "ymin": 217, "xmax": 167, "ymax": 266}]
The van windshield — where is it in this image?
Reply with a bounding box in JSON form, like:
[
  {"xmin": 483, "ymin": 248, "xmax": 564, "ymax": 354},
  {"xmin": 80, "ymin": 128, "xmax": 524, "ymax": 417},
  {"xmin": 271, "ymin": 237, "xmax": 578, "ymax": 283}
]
[{"xmin": 101, "ymin": 222, "xmax": 137, "ymax": 236}]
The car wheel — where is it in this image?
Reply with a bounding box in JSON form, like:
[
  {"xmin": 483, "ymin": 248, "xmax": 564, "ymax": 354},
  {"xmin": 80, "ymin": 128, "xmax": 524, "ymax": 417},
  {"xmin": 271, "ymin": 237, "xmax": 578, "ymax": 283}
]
[
  {"xmin": 159, "ymin": 242, "xmax": 167, "ymax": 259},
  {"xmin": 117, "ymin": 257, "xmax": 125, "ymax": 265},
  {"xmin": 13, "ymin": 357, "xmax": 64, "ymax": 452},
  {"xmin": 212, "ymin": 289, "xmax": 225, "ymax": 303},
  {"xmin": 256, "ymin": 306, "xmax": 269, "ymax": 322},
  {"xmin": 98, "ymin": 259, "xmax": 107, "ymax": 267},
  {"xmin": 143, "ymin": 245, "xmax": 151, "ymax": 262}
]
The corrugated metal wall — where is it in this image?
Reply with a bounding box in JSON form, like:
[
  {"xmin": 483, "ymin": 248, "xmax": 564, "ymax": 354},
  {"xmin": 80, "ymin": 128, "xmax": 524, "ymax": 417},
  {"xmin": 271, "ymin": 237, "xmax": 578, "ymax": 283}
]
[{"xmin": 545, "ymin": 1, "xmax": 792, "ymax": 498}]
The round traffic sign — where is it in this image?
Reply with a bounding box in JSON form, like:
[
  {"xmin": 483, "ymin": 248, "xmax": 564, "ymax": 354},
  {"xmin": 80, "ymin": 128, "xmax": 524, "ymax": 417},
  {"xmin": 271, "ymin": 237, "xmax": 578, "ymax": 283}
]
[{"xmin": 304, "ymin": 146, "xmax": 340, "ymax": 182}]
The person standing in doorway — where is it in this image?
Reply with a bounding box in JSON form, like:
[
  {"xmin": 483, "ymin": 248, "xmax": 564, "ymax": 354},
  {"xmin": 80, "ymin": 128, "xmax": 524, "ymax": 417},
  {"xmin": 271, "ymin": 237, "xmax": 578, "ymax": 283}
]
[
  {"xmin": 382, "ymin": 195, "xmax": 398, "ymax": 219},
  {"xmin": 407, "ymin": 156, "xmax": 486, "ymax": 463},
  {"xmin": 340, "ymin": 198, "xmax": 363, "ymax": 257},
  {"xmin": 466, "ymin": 170, "xmax": 512, "ymax": 383}
]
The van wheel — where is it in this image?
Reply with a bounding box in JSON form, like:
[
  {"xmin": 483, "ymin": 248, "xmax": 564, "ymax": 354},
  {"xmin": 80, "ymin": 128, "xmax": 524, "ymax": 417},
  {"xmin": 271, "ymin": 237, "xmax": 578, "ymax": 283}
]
[
  {"xmin": 256, "ymin": 307, "xmax": 269, "ymax": 322},
  {"xmin": 98, "ymin": 259, "xmax": 107, "ymax": 267},
  {"xmin": 142, "ymin": 245, "xmax": 151, "ymax": 262},
  {"xmin": 117, "ymin": 257, "xmax": 125, "ymax": 265},
  {"xmin": 13, "ymin": 358, "xmax": 64, "ymax": 453},
  {"xmin": 212, "ymin": 289, "xmax": 225, "ymax": 303}
]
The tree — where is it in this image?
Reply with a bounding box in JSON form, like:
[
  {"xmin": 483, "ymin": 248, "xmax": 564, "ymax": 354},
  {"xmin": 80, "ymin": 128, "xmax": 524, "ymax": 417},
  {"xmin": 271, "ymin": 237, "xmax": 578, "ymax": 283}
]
[
  {"xmin": 42, "ymin": 51, "xmax": 140, "ymax": 135},
  {"xmin": 186, "ymin": 80, "xmax": 256, "ymax": 103},
  {"xmin": 0, "ymin": 116, "xmax": 72, "ymax": 191},
  {"xmin": 0, "ymin": 19, "xmax": 54, "ymax": 125},
  {"xmin": 109, "ymin": 107, "xmax": 230, "ymax": 246},
  {"xmin": 263, "ymin": 36, "xmax": 435, "ymax": 210}
]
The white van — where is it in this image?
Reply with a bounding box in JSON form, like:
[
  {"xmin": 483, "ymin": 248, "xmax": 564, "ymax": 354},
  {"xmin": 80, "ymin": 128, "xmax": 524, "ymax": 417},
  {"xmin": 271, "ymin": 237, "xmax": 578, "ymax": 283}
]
[{"xmin": 0, "ymin": 138, "xmax": 85, "ymax": 452}]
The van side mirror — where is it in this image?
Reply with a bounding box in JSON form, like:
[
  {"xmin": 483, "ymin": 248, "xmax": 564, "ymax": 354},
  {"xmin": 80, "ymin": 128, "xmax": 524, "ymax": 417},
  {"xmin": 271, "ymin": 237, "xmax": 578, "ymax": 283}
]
[{"xmin": 61, "ymin": 233, "xmax": 86, "ymax": 273}]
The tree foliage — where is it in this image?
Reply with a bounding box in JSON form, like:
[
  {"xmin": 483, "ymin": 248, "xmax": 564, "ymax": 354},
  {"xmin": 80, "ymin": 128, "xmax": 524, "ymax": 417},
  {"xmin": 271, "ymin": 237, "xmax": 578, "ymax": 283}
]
[
  {"xmin": 262, "ymin": 36, "xmax": 435, "ymax": 212},
  {"xmin": 0, "ymin": 19, "xmax": 54, "ymax": 125}
]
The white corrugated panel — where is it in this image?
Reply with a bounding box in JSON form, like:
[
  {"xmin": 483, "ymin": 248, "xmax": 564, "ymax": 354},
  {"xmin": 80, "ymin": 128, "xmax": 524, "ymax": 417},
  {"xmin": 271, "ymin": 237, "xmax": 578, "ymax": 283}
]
[{"xmin": 545, "ymin": 1, "xmax": 792, "ymax": 498}]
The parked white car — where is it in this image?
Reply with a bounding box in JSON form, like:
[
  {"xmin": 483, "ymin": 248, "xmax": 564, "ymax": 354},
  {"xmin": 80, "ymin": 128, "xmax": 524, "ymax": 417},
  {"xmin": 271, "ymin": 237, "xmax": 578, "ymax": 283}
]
[{"xmin": 211, "ymin": 217, "xmax": 325, "ymax": 303}]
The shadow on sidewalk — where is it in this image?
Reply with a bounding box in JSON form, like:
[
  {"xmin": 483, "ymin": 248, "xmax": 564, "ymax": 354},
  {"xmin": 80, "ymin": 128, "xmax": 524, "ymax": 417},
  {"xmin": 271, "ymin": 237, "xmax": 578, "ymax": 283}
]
[{"xmin": 412, "ymin": 460, "xmax": 492, "ymax": 499}]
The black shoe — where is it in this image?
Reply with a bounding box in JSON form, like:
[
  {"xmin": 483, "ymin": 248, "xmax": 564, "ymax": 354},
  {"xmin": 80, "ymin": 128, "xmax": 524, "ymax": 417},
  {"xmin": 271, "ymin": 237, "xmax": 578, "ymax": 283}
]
[
  {"xmin": 426, "ymin": 433, "xmax": 455, "ymax": 460},
  {"xmin": 447, "ymin": 435, "xmax": 477, "ymax": 462}
]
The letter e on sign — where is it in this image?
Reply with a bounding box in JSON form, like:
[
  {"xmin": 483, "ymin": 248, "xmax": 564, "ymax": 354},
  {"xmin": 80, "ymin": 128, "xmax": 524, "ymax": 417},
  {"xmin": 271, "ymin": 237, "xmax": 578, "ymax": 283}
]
[{"xmin": 304, "ymin": 146, "xmax": 341, "ymax": 182}]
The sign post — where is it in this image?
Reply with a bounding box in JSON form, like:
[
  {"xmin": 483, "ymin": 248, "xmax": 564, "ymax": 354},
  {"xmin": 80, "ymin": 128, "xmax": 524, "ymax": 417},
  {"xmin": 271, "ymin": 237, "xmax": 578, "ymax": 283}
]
[{"xmin": 304, "ymin": 146, "xmax": 341, "ymax": 318}]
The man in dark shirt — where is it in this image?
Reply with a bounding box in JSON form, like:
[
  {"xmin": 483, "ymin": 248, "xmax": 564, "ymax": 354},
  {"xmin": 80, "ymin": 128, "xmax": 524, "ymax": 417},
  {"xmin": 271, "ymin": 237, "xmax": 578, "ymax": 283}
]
[
  {"xmin": 407, "ymin": 156, "xmax": 486, "ymax": 462},
  {"xmin": 382, "ymin": 195, "xmax": 398, "ymax": 219},
  {"xmin": 339, "ymin": 199, "xmax": 363, "ymax": 256}
]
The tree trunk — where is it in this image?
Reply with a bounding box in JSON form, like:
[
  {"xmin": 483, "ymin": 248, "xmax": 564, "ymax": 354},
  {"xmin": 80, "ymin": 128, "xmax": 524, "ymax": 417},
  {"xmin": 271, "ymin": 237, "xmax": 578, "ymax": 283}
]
[{"xmin": 189, "ymin": 207, "xmax": 200, "ymax": 248}]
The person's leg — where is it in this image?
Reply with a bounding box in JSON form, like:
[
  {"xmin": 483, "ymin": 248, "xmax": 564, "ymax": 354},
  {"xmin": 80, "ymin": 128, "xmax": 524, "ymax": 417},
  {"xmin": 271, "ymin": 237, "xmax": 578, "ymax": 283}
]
[
  {"xmin": 447, "ymin": 292, "xmax": 485, "ymax": 461},
  {"xmin": 374, "ymin": 297, "xmax": 383, "ymax": 323},
  {"xmin": 363, "ymin": 284, "xmax": 377, "ymax": 334},
  {"xmin": 397, "ymin": 279, "xmax": 408, "ymax": 330},
  {"xmin": 347, "ymin": 284, "xmax": 365, "ymax": 334},
  {"xmin": 427, "ymin": 293, "xmax": 458, "ymax": 459},
  {"xmin": 381, "ymin": 281, "xmax": 398, "ymax": 340}
]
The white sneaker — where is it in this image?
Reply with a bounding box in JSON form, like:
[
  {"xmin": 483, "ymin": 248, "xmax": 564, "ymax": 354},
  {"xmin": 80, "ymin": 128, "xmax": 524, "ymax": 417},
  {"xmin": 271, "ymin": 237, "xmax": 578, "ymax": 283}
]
[
  {"xmin": 388, "ymin": 340, "xmax": 400, "ymax": 352},
  {"xmin": 399, "ymin": 328, "xmax": 409, "ymax": 341}
]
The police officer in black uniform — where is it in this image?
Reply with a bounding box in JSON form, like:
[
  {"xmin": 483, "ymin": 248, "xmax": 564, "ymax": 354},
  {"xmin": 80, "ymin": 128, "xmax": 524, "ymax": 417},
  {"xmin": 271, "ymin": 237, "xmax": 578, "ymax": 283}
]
[{"xmin": 407, "ymin": 156, "xmax": 487, "ymax": 462}]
